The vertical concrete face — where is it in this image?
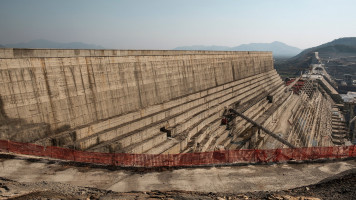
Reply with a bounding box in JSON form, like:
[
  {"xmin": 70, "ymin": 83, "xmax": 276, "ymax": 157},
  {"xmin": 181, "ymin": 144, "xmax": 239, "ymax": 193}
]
[{"xmin": 0, "ymin": 49, "xmax": 273, "ymax": 133}]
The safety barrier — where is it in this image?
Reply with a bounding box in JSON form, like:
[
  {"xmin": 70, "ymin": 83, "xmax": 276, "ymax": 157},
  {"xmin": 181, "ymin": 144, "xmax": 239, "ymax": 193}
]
[{"xmin": 0, "ymin": 140, "xmax": 355, "ymax": 167}]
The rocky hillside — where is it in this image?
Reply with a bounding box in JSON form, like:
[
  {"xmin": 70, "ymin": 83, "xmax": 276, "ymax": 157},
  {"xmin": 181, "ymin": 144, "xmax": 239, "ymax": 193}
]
[{"xmin": 275, "ymin": 37, "xmax": 356, "ymax": 78}]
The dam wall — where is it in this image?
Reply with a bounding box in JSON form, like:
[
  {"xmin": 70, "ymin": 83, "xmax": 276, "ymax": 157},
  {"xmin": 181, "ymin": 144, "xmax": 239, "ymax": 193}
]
[
  {"xmin": 0, "ymin": 48, "xmax": 280, "ymax": 153},
  {"xmin": 0, "ymin": 49, "xmax": 272, "ymax": 130}
]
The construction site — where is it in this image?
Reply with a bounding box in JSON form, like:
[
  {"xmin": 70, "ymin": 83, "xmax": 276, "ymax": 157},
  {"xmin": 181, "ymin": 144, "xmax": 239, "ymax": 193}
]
[{"xmin": 0, "ymin": 48, "xmax": 355, "ymax": 199}]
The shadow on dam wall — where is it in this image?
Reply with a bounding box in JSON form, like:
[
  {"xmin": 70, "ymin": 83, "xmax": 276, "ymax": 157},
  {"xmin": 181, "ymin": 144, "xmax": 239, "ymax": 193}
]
[
  {"xmin": 0, "ymin": 95, "xmax": 7, "ymax": 122},
  {"xmin": 0, "ymin": 94, "xmax": 71, "ymax": 143}
]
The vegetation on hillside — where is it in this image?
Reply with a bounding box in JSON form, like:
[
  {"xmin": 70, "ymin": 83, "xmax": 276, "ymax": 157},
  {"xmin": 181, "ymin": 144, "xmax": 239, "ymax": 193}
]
[{"xmin": 275, "ymin": 37, "xmax": 356, "ymax": 78}]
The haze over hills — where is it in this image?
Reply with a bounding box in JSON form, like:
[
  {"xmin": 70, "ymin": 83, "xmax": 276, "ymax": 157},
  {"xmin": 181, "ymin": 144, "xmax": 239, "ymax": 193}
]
[
  {"xmin": 174, "ymin": 41, "xmax": 303, "ymax": 57},
  {"xmin": 275, "ymin": 37, "xmax": 356, "ymax": 78},
  {"xmin": 3, "ymin": 39, "xmax": 104, "ymax": 49}
]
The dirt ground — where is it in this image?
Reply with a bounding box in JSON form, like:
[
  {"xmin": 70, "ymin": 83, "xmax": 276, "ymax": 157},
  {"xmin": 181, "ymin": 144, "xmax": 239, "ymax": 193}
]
[
  {"xmin": 1, "ymin": 169, "xmax": 355, "ymax": 200},
  {"xmin": 0, "ymin": 152, "xmax": 355, "ymax": 199}
]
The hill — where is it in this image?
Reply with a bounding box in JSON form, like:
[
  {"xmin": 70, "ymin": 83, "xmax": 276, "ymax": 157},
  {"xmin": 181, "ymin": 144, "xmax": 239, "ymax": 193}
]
[
  {"xmin": 291, "ymin": 37, "xmax": 356, "ymax": 60},
  {"xmin": 4, "ymin": 39, "xmax": 104, "ymax": 49},
  {"xmin": 174, "ymin": 41, "xmax": 302, "ymax": 57},
  {"xmin": 275, "ymin": 37, "xmax": 356, "ymax": 78},
  {"xmin": 230, "ymin": 41, "xmax": 302, "ymax": 57},
  {"xmin": 0, "ymin": 44, "xmax": 5, "ymax": 48}
]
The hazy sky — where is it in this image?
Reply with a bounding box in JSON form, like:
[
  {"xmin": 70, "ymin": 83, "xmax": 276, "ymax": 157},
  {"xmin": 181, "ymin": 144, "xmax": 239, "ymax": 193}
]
[{"xmin": 1, "ymin": 0, "xmax": 355, "ymax": 49}]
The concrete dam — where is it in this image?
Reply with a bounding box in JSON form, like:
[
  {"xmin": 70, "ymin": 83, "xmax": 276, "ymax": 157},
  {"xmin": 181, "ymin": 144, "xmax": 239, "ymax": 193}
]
[{"xmin": 0, "ymin": 48, "xmax": 345, "ymax": 154}]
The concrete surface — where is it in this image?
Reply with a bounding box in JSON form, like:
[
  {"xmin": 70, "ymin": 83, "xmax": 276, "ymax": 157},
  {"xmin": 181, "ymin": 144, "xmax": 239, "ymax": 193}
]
[
  {"xmin": 0, "ymin": 48, "xmax": 341, "ymax": 154},
  {"xmin": 0, "ymin": 49, "xmax": 273, "ymax": 131},
  {"xmin": 0, "ymin": 48, "xmax": 276, "ymax": 153},
  {"xmin": 0, "ymin": 153, "xmax": 355, "ymax": 193}
]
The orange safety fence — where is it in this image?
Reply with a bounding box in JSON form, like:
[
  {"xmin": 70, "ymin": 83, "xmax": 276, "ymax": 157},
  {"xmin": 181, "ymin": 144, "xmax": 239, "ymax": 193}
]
[{"xmin": 0, "ymin": 140, "xmax": 355, "ymax": 167}]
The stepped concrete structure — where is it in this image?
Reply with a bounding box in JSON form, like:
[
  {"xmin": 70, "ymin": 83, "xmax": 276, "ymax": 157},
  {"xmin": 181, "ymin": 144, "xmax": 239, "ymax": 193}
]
[{"xmin": 0, "ymin": 48, "xmax": 345, "ymax": 154}]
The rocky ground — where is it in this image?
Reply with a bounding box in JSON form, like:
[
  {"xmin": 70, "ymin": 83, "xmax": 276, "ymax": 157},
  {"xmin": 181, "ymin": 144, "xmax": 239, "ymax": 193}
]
[{"xmin": 1, "ymin": 170, "xmax": 355, "ymax": 200}]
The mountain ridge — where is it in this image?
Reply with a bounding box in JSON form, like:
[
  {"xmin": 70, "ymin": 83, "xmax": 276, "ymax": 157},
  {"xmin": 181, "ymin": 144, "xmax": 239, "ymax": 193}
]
[{"xmin": 174, "ymin": 41, "xmax": 303, "ymax": 57}]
